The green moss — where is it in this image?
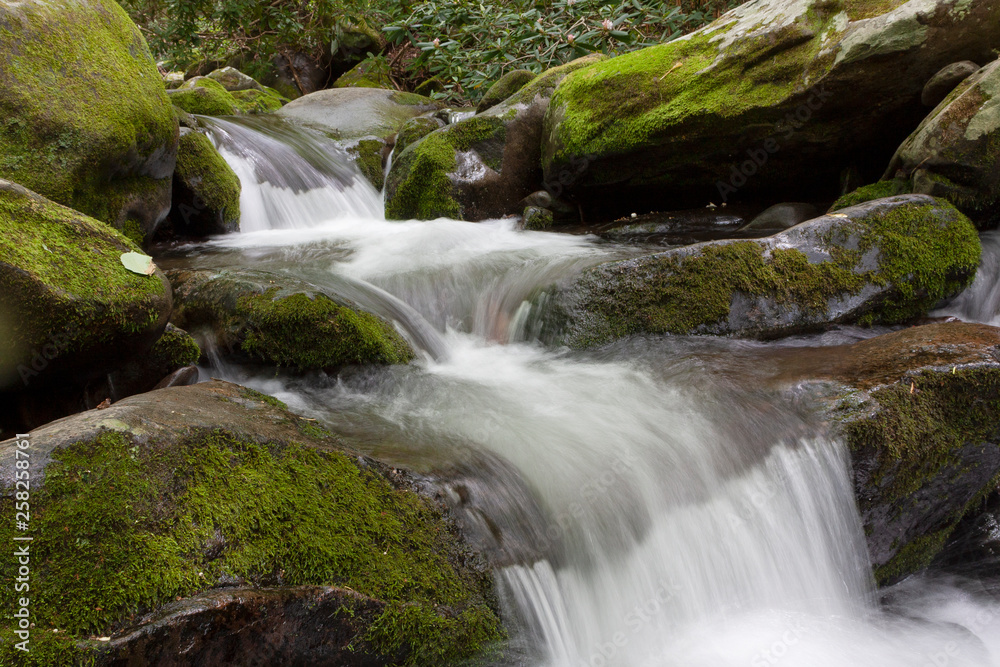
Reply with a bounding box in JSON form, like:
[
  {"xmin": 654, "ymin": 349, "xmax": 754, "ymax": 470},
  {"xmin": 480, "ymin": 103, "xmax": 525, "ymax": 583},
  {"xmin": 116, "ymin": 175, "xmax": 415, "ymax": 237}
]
[
  {"xmin": 175, "ymin": 130, "xmax": 241, "ymax": 225},
  {"xmin": 841, "ymin": 367, "xmax": 1000, "ymax": 583},
  {"xmin": 0, "ymin": 0, "xmax": 177, "ymax": 228},
  {"xmin": 0, "ymin": 182, "xmax": 167, "ymax": 360},
  {"xmin": 334, "ymin": 58, "xmax": 393, "ymax": 90},
  {"xmin": 568, "ymin": 200, "xmax": 980, "ymax": 344},
  {"xmin": 231, "ymin": 87, "xmax": 288, "ymax": 114},
  {"xmin": 385, "ymin": 115, "xmax": 506, "ymax": 220},
  {"xmin": 477, "ymin": 70, "xmax": 536, "ymax": 112},
  {"xmin": 151, "ymin": 326, "xmax": 202, "ymax": 368},
  {"xmin": 122, "ymin": 217, "xmax": 145, "ymax": 247},
  {"xmin": 831, "ymin": 179, "xmax": 913, "ymax": 211},
  {"xmin": 395, "ymin": 117, "xmax": 441, "ymax": 157},
  {"xmin": 0, "ymin": 429, "xmax": 503, "ymax": 663},
  {"xmin": 238, "ymin": 289, "xmax": 414, "ymax": 369},
  {"xmin": 168, "ymin": 78, "xmax": 241, "ymax": 116},
  {"xmin": 348, "ymin": 138, "xmax": 387, "ymax": 191},
  {"xmin": 523, "ymin": 206, "xmax": 554, "ymax": 230},
  {"xmin": 842, "ymin": 0, "xmax": 909, "ymax": 20}
]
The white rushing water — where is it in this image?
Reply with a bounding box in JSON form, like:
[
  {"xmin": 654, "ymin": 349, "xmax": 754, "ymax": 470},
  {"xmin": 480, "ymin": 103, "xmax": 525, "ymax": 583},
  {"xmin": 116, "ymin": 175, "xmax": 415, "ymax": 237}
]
[{"xmin": 184, "ymin": 117, "xmax": 1000, "ymax": 666}]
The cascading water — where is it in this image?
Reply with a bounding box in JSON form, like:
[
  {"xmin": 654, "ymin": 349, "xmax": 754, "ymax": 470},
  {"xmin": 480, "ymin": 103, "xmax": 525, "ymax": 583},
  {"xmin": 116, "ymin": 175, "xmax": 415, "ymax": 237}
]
[{"xmin": 176, "ymin": 117, "xmax": 1000, "ymax": 666}]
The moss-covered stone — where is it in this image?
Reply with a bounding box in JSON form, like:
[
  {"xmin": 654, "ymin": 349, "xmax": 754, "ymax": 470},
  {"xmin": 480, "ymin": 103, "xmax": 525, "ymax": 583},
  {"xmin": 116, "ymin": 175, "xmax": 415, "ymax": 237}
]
[
  {"xmin": 206, "ymin": 66, "xmax": 263, "ymax": 92},
  {"xmin": 523, "ymin": 206, "xmax": 554, "ymax": 230},
  {"xmin": 477, "ymin": 69, "xmax": 536, "ymax": 113},
  {"xmin": 0, "ymin": 380, "xmax": 502, "ymax": 664},
  {"xmin": 542, "ymin": 0, "xmax": 1000, "ymax": 215},
  {"xmin": 0, "ymin": 0, "xmax": 178, "ymax": 237},
  {"xmin": 394, "ymin": 116, "xmax": 444, "ymax": 157},
  {"xmin": 830, "ymin": 178, "xmax": 913, "ymax": 211},
  {"xmin": 544, "ymin": 195, "xmax": 980, "ymax": 347},
  {"xmin": 169, "ymin": 269, "xmax": 414, "ymax": 370},
  {"xmin": 231, "ymin": 87, "xmax": 290, "ymax": 114},
  {"xmin": 385, "ymin": 116, "xmax": 507, "ymax": 220},
  {"xmin": 167, "ymin": 77, "xmax": 242, "ymax": 116},
  {"xmin": 168, "ymin": 129, "xmax": 242, "ymax": 237},
  {"xmin": 150, "ymin": 324, "xmax": 202, "ymax": 368},
  {"xmin": 276, "ymin": 88, "xmax": 443, "ymax": 141},
  {"xmin": 334, "ymin": 58, "xmax": 393, "ymax": 89},
  {"xmin": 347, "ymin": 138, "xmax": 388, "ymax": 191},
  {"xmin": 884, "ymin": 58, "xmax": 1000, "ymax": 228},
  {"xmin": 0, "ymin": 180, "xmax": 172, "ymax": 390}
]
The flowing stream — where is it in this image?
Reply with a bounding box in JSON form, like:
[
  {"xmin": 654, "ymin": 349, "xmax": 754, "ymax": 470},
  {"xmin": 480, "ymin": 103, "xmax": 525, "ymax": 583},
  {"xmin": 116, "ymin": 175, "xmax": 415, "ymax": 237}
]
[{"xmin": 176, "ymin": 117, "xmax": 1000, "ymax": 666}]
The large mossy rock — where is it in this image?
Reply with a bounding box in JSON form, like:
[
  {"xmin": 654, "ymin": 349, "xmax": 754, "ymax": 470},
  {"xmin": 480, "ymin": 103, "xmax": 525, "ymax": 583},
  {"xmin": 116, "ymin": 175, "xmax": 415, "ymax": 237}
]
[
  {"xmin": 276, "ymin": 88, "xmax": 443, "ymax": 141},
  {"xmin": 168, "ymin": 77, "xmax": 288, "ymax": 117},
  {"xmin": 542, "ymin": 0, "xmax": 1000, "ymax": 217},
  {"xmin": 0, "ymin": 380, "xmax": 502, "ymax": 665},
  {"xmin": 542, "ymin": 195, "xmax": 980, "ymax": 347},
  {"xmin": 884, "ymin": 59, "xmax": 1000, "ymax": 229},
  {"xmin": 771, "ymin": 322, "xmax": 1000, "ymax": 584},
  {"xmin": 0, "ymin": 0, "xmax": 179, "ymax": 239},
  {"xmin": 163, "ymin": 129, "xmax": 242, "ymax": 239},
  {"xmin": 385, "ymin": 56, "xmax": 603, "ymax": 221},
  {"xmin": 168, "ymin": 268, "xmax": 414, "ymax": 370},
  {"xmin": 0, "ymin": 180, "xmax": 172, "ymax": 393}
]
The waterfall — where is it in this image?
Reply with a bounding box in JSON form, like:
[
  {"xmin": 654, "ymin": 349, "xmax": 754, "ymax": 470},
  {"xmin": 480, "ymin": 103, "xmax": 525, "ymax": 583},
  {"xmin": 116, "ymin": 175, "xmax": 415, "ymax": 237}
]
[{"xmin": 177, "ymin": 115, "xmax": 1000, "ymax": 667}]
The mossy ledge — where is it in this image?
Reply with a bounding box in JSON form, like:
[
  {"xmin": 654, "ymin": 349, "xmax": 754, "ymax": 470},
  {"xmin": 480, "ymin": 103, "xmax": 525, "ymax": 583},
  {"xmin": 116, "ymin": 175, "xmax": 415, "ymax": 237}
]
[
  {"xmin": 168, "ymin": 269, "xmax": 414, "ymax": 370},
  {"xmin": 0, "ymin": 392, "xmax": 502, "ymax": 664},
  {"xmin": 836, "ymin": 367, "xmax": 1000, "ymax": 585},
  {"xmin": 544, "ymin": 196, "xmax": 980, "ymax": 347}
]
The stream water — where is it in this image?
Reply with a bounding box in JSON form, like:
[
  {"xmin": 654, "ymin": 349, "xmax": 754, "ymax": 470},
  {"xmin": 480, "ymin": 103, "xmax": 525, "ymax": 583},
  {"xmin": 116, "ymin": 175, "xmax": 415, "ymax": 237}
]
[{"xmin": 173, "ymin": 117, "xmax": 1000, "ymax": 666}]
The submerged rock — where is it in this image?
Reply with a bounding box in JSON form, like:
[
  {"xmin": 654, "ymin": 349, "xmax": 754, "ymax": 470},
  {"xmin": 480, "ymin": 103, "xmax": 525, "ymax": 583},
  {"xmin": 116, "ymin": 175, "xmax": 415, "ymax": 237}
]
[
  {"xmin": 0, "ymin": 0, "xmax": 179, "ymax": 239},
  {"xmin": 542, "ymin": 0, "xmax": 1000, "ymax": 217},
  {"xmin": 885, "ymin": 59, "xmax": 1000, "ymax": 229},
  {"xmin": 0, "ymin": 380, "xmax": 502, "ymax": 665},
  {"xmin": 773, "ymin": 322, "xmax": 1000, "ymax": 584},
  {"xmin": 168, "ymin": 269, "xmax": 414, "ymax": 370},
  {"xmin": 542, "ymin": 195, "xmax": 980, "ymax": 347},
  {"xmin": 385, "ymin": 55, "xmax": 603, "ymax": 221}
]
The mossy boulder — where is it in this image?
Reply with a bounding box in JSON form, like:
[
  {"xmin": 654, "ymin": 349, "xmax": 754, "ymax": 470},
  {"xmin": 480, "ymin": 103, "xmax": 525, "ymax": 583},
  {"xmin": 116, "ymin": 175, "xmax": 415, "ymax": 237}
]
[
  {"xmin": 541, "ymin": 195, "xmax": 980, "ymax": 347},
  {"xmin": 163, "ymin": 129, "xmax": 242, "ymax": 239},
  {"xmin": 231, "ymin": 87, "xmax": 289, "ymax": 114},
  {"xmin": 168, "ymin": 268, "xmax": 414, "ymax": 370},
  {"xmin": 385, "ymin": 55, "xmax": 604, "ymax": 221},
  {"xmin": 334, "ymin": 58, "xmax": 394, "ymax": 89},
  {"xmin": 922, "ymin": 60, "xmax": 980, "ymax": 107},
  {"xmin": 477, "ymin": 69, "xmax": 536, "ymax": 113},
  {"xmin": 0, "ymin": 380, "xmax": 503, "ymax": 665},
  {"xmin": 394, "ymin": 116, "xmax": 445, "ymax": 156},
  {"xmin": 542, "ymin": 0, "xmax": 1000, "ymax": 218},
  {"xmin": 884, "ymin": 59, "xmax": 1000, "ymax": 229},
  {"xmin": 206, "ymin": 66, "xmax": 264, "ymax": 92},
  {"xmin": 0, "ymin": 0, "xmax": 179, "ymax": 239},
  {"xmin": 276, "ymin": 88, "xmax": 443, "ymax": 141},
  {"xmin": 168, "ymin": 77, "xmax": 242, "ymax": 116},
  {"xmin": 770, "ymin": 322, "xmax": 1000, "ymax": 584},
  {"xmin": 0, "ymin": 180, "xmax": 172, "ymax": 392}
]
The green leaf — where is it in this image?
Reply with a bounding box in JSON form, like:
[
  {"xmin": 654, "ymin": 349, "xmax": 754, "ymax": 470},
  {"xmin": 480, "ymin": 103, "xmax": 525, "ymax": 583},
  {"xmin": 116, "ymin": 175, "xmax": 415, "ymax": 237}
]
[{"xmin": 120, "ymin": 252, "xmax": 156, "ymax": 277}]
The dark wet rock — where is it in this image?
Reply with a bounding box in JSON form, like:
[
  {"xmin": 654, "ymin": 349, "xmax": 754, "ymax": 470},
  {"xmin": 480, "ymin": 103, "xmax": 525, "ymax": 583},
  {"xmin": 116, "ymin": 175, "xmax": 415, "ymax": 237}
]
[
  {"xmin": 385, "ymin": 55, "xmax": 604, "ymax": 221},
  {"xmin": 104, "ymin": 324, "xmax": 201, "ymax": 399},
  {"xmin": 922, "ymin": 60, "xmax": 980, "ymax": 107},
  {"xmin": 0, "ymin": 380, "xmax": 502, "ymax": 664},
  {"xmin": 542, "ymin": 196, "xmax": 980, "ymax": 347},
  {"xmin": 277, "ymin": 88, "xmax": 443, "ymax": 141},
  {"xmin": 885, "ymin": 59, "xmax": 1000, "ymax": 229},
  {"xmin": 269, "ymin": 49, "xmax": 331, "ymax": 98},
  {"xmin": 542, "ymin": 0, "xmax": 1000, "ymax": 218},
  {"xmin": 168, "ymin": 268, "xmax": 414, "ymax": 370},
  {"xmin": 769, "ymin": 322, "xmax": 1000, "ymax": 585},
  {"xmin": 0, "ymin": 0, "xmax": 178, "ymax": 240},
  {"xmin": 740, "ymin": 202, "xmax": 818, "ymax": 232},
  {"xmin": 477, "ymin": 69, "xmax": 536, "ymax": 113},
  {"xmin": 159, "ymin": 129, "xmax": 242, "ymax": 240}
]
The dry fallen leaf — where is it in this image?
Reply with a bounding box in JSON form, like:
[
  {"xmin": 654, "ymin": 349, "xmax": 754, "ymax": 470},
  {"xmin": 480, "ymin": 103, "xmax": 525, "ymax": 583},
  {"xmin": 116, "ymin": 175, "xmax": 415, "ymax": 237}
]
[
  {"xmin": 96, "ymin": 398, "xmax": 112, "ymax": 410},
  {"xmin": 120, "ymin": 252, "xmax": 156, "ymax": 276}
]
